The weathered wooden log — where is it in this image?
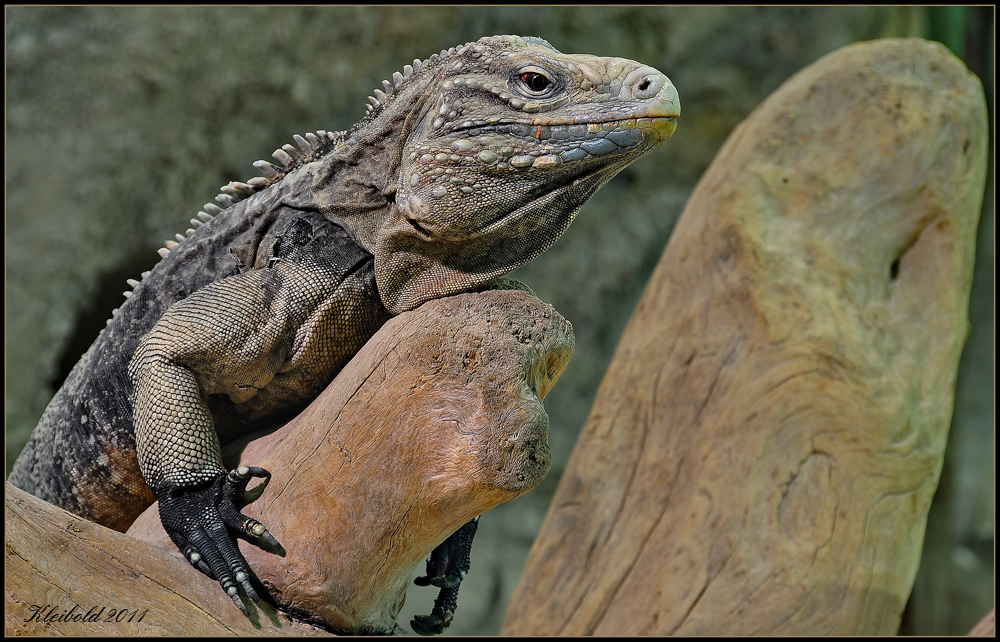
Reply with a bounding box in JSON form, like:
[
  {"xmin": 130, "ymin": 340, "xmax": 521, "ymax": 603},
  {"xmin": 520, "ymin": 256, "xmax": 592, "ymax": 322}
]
[
  {"xmin": 5, "ymin": 286, "xmax": 573, "ymax": 635},
  {"xmin": 128, "ymin": 285, "xmax": 573, "ymax": 634},
  {"xmin": 5, "ymin": 482, "xmax": 330, "ymax": 636},
  {"xmin": 503, "ymin": 38, "xmax": 987, "ymax": 636}
]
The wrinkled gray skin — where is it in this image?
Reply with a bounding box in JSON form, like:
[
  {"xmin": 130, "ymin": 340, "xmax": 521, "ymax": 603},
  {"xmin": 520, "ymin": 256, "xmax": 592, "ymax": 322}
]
[{"xmin": 9, "ymin": 34, "xmax": 678, "ymax": 632}]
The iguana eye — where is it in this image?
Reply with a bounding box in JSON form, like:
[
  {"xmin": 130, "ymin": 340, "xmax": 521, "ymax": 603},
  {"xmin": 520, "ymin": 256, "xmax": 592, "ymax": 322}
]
[
  {"xmin": 514, "ymin": 67, "xmax": 556, "ymax": 97},
  {"xmin": 520, "ymin": 71, "xmax": 551, "ymax": 93}
]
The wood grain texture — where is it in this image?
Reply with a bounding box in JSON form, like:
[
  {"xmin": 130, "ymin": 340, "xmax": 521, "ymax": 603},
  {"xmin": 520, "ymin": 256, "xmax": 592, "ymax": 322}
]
[
  {"xmin": 4, "ymin": 482, "xmax": 327, "ymax": 636},
  {"xmin": 127, "ymin": 285, "xmax": 574, "ymax": 634},
  {"xmin": 503, "ymin": 38, "xmax": 986, "ymax": 636}
]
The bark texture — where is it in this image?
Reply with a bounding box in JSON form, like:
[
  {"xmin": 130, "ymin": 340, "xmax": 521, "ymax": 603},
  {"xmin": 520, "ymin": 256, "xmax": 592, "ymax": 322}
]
[{"xmin": 503, "ymin": 38, "xmax": 987, "ymax": 636}]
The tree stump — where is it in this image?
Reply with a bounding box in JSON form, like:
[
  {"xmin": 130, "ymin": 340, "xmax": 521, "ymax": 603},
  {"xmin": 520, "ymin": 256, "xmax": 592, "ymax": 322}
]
[
  {"xmin": 503, "ymin": 38, "xmax": 987, "ymax": 636},
  {"xmin": 6, "ymin": 286, "xmax": 574, "ymax": 635}
]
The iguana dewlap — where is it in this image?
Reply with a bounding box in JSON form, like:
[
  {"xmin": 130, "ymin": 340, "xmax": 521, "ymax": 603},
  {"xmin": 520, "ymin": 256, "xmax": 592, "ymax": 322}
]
[{"xmin": 9, "ymin": 35, "xmax": 678, "ymax": 634}]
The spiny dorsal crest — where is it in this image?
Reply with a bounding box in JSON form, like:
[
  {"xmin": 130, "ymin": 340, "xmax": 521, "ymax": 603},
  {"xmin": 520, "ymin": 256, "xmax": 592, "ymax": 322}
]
[
  {"xmin": 110, "ymin": 128, "xmax": 340, "ymax": 323},
  {"xmin": 359, "ymin": 35, "xmax": 555, "ymax": 119},
  {"xmin": 150, "ymin": 128, "xmax": 339, "ymax": 261}
]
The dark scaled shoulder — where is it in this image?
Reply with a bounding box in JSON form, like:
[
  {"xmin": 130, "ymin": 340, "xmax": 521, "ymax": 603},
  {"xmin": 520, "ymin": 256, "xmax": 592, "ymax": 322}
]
[{"xmin": 228, "ymin": 209, "xmax": 367, "ymax": 273}]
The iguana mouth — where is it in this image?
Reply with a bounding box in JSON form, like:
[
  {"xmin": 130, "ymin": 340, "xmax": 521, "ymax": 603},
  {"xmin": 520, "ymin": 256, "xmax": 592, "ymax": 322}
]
[
  {"xmin": 448, "ymin": 114, "xmax": 677, "ymax": 163},
  {"xmin": 452, "ymin": 115, "xmax": 676, "ymax": 139}
]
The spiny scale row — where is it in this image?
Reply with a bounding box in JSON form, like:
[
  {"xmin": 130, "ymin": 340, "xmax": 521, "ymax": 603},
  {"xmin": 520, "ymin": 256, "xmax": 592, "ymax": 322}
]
[
  {"xmin": 258, "ymin": 131, "xmax": 329, "ymax": 175},
  {"xmin": 160, "ymin": 129, "xmax": 335, "ymax": 256},
  {"xmin": 362, "ymin": 42, "xmax": 486, "ymax": 115},
  {"xmin": 107, "ymin": 128, "xmax": 334, "ymax": 324},
  {"xmin": 366, "ymin": 57, "xmax": 424, "ymax": 115}
]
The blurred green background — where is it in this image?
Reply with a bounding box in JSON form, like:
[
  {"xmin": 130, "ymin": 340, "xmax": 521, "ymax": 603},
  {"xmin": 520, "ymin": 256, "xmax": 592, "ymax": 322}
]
[{"xmin": 5, "ymin": 6, "xmax": 992, "ymax": 635}]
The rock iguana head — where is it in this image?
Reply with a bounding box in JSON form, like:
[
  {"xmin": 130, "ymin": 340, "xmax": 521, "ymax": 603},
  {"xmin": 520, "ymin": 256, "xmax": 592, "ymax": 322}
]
[{"xmin": 372, "ymin": 35, "xmax": 679, "ymax": 314}]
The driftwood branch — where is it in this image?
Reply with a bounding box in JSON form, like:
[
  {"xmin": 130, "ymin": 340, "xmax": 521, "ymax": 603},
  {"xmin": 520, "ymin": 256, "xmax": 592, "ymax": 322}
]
[
  {"xmin": 5, "ymin": 482, "xmax": 328, "ymax": 636},
  {"xmin": 503, "ymin": 38, "xmax": 987, "ymax": 636},
  {"xmin": 5, "ymin": 286, "xmax": 573, "ymax": 635}
]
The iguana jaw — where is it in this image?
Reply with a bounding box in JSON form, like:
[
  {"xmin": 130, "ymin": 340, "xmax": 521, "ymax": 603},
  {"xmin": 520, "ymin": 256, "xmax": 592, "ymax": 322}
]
[
  {"xmin": 444, "ymin": 114, "xmax": 678, "ymax": 170},
  {"xmin": 392, "ymin": 70, "xmax": 679, "ymax": 243},
  {"xmin": 454, "ymin": 112, "xmax": 677, "ymax": 241}
]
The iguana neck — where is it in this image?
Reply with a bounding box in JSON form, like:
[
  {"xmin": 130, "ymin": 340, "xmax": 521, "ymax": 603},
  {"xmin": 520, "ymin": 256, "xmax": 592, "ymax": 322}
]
[{"xmin": 308, "ymin": 72, "xmax": 439, "ymax": 253}]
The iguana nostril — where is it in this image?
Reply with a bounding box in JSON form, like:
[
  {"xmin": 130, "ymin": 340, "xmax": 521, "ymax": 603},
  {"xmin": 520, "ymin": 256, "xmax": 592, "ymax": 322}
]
[{"xmin": 634, "ymin": 73, "xmax": 665, "ymax": 99}]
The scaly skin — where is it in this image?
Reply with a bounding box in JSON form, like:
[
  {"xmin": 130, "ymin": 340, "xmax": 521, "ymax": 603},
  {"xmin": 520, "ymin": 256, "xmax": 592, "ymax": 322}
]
[{"xmin": 9, "ymin": 35, "xmax": 679, "ymax": 632}]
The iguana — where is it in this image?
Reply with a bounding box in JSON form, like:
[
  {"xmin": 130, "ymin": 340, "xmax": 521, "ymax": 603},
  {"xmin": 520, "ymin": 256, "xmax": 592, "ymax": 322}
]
[{"xmin": 8, "ymin": 35, "xmax": 678, "ymax": 634}]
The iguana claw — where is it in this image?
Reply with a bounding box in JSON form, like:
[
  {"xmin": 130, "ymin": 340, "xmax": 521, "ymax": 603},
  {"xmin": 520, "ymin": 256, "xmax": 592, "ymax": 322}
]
[
  {"xmin": 228, "ymin": 465, "xmax": 270, "ymax": 505},
  {"xmin": 155, "ymin": 466, "xmax": 286, "ymax": 617},
  {"xmin": 411, "ymin": 602, "xmax": 455, "ymax": 636},
  {"xmin": 224, "ymin": 466, "xmax": 286, "ymax": 555}
]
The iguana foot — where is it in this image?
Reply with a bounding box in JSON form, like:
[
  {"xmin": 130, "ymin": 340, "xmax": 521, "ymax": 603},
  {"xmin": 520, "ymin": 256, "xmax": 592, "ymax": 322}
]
[
  {"xmin": 411, "ymin": 595, "xmax": 456, "ymax": 636},
  {"xmin": 155, "ymin": 466, "xmax": 286, "ymax": 616},
  {"xmin": 411, "ymin": 516, "xmax": 479, "ymax": 635}
]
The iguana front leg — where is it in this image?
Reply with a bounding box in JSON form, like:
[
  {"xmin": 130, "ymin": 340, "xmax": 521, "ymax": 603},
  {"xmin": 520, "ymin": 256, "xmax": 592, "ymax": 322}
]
[{"xmin": 129, "ymin": 260, "xmax": 336, "ymax": 615}]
